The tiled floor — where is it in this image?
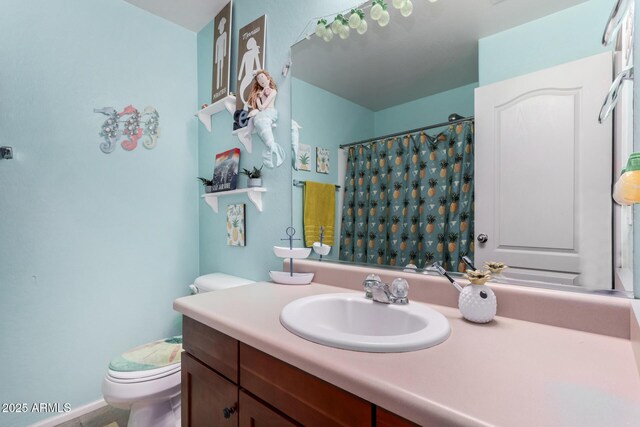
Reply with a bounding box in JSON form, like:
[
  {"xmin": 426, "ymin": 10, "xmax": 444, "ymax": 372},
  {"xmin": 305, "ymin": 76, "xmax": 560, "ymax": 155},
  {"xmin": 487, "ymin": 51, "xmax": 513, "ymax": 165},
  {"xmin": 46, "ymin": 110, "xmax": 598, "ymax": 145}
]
[{"xmin": 56, "ymin": 405, "xmax": 129, "ymax": 427}]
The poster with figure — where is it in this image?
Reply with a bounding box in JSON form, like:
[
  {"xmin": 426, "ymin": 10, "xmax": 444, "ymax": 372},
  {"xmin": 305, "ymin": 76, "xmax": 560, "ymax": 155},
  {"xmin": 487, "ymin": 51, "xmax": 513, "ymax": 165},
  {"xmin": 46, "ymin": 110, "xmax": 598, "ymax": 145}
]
[
  {"xmin": 212, "ymin": 1, "xmax": 232, "ymax": 104},
  {"xmin": 234, "ymin": 15, "xmax": 267, "ymax": 128}
]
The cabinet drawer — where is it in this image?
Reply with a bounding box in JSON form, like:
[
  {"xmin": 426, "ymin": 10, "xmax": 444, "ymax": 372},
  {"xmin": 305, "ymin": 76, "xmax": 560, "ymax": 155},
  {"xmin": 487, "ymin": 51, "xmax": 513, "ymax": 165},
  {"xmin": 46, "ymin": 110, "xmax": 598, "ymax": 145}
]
[
  {"xmin": 239, "ymin": 390, "xmax": 300, "ymax": 427},
  {"xmin": 183, "ymin": 316, "xmax": 238, "ymax": 383},
  {"xmin": 377, "ymin": 407, "xmax": 420, "ymax": 427},
  {"xmin": 240, "ymin": 344, "xmax": 372, "ymax": 427},
  {"xmin": 182, "ymin": 353, "xmax": 238, "ymax": 427}
]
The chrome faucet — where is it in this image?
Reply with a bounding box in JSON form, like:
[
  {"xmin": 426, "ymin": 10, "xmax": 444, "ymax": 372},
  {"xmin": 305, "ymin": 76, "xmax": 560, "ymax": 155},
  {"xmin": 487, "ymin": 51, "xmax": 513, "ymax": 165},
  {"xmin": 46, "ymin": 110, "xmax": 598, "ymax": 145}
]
[{"xmin": 363, "ymin": 274, "xmax": 409, "ymax": 305}]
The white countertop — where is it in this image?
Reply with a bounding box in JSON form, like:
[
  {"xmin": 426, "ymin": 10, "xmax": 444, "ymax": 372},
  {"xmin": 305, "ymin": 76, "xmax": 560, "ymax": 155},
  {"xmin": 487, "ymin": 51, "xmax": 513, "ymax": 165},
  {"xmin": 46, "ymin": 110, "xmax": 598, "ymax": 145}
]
[{"xmin": 174, "ymin": 282, "xmax": 640, "ymax": 426}]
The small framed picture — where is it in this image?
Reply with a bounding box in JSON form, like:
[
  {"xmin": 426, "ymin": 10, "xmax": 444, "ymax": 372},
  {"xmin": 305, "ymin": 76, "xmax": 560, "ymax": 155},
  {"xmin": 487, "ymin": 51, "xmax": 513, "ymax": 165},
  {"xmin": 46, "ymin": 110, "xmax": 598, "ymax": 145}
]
[
  {"xmin": 212, "ymin": 148, "xmax": 240, "ymax": 192},
  {"xmin": 226, "ymin": 204, "xmax": 245, "ymax": 246},
  {"xmin": 316, "ymin": 147, "xmax": 330, "ymax": 174},
  {"xmin": 296, "ymin": 143, "xmax": 311, "ymax": 171}
]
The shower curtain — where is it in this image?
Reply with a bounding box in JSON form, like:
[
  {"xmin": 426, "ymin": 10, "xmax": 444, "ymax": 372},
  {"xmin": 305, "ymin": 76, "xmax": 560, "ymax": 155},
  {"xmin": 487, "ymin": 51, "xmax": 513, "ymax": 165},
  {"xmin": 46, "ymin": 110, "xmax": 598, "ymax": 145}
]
[{"xmin": 339, "ymin": 121, "xmax": 474, "ymax": 272}]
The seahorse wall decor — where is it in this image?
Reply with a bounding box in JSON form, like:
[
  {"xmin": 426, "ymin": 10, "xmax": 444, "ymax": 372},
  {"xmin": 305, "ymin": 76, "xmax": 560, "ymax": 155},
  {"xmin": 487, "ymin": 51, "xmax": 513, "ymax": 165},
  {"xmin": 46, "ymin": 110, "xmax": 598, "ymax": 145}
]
[{"xmin": 94, "ymin": 105, "xmax": 160, "ymax": 154}]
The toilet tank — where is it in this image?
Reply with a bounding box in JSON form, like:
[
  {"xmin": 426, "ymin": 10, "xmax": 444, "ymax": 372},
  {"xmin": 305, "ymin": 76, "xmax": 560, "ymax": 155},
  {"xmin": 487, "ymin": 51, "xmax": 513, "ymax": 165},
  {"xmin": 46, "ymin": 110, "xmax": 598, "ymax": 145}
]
[{"xmin": 189, "ymin": 273, "xmax": 255, "ymax": 294}]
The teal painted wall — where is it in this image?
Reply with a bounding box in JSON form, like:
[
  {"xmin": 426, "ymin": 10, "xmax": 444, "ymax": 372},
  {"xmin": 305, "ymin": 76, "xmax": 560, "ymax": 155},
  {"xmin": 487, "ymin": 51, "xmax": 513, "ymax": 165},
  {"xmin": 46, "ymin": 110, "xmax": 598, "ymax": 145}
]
[
  {"xmin": 197, "ymin": 0, "xmax": 354, "ymax": 279},
  {"xmin": 0, "ymin": 1, "xmax": 198, "ymax": 425},
  {"xmin": 291, "ymin": 77, "xmax": 375, "ymax": 255},
  {"xmin": 479, "ymin": 0, "xmax": 615, "ymax": 86},
  {"xmin": 373, "ymin": 83, "xmax": 477, "ymax": 136}
]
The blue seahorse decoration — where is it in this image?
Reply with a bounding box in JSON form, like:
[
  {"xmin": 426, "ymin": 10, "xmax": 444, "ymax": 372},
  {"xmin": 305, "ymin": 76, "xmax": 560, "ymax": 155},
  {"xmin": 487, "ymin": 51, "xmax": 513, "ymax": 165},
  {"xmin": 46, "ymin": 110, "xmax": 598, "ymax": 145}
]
[{"xmin": 94, "ymin": 107, "xmax": 122, "ymax": 154}]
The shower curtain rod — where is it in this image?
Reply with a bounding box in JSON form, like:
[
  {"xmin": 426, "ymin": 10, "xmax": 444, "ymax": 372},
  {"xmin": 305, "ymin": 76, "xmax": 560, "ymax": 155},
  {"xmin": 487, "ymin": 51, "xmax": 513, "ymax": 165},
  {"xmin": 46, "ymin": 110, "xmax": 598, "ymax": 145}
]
[{"xmin": 338, "ymin": 115, "xmax": 475, "ymax": 149}]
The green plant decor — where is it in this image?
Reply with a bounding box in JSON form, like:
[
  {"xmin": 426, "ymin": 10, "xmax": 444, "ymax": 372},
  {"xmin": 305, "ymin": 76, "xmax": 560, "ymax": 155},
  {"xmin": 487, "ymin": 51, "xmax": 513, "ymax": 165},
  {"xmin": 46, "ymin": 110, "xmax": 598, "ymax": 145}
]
[
  {"xmin": 241, "ymin": 166, "xmax": 263, "ymax": 179},
  {"xmin": 197, "ymin": 177, "xmax": 213, "ymax": 186}
]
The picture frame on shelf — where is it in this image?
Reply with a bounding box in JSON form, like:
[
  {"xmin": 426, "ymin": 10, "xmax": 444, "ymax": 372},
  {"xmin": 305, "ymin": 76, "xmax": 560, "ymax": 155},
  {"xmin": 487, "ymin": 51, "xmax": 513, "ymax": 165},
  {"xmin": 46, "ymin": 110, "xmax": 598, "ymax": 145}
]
[
  {"xmin": 212, "ymin": 1, "xmax": 233, "ymax": 104},
  {"xmin": 212, "ymin": 148, "xmax": 240, "ymax": 192}
]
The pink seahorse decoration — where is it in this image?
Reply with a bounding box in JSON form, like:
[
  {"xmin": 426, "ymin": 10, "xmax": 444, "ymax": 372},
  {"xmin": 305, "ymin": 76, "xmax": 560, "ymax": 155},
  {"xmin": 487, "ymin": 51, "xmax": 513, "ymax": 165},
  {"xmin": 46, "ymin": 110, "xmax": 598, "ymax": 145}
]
[{"xmin": 119, "ymin": 105, "xmax": 142, "ymax": 151}]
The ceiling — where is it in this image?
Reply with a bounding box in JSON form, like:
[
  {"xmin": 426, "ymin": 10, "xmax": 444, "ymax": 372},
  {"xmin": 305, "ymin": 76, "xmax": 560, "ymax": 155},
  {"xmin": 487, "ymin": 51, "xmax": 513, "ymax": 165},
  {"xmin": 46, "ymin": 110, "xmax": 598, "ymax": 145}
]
[
  {"xmin": 292, "ymin": 0, "xmax": 589, "ymax": 111},
  {"xmin": 124, "ymin": 0, "xmax": 226, "ymax": 32},
  {"xmin": 126, "ymin": 0, "xmax": 592, "ymax": 110}
]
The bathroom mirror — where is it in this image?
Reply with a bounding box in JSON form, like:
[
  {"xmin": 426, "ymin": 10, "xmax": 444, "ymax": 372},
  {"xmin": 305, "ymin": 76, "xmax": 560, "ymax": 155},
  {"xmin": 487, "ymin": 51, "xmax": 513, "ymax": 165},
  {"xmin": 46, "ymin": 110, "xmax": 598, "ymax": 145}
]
[{"xmin": 290, "ymin": 0, "xmax": 635, "ymax": 294}]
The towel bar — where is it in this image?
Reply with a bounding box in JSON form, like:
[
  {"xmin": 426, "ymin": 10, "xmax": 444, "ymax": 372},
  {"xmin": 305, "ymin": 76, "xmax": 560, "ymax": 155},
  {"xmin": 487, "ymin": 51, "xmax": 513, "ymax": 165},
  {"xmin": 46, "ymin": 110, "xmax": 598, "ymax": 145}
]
[{"xmin": 293, "ymin": 179, "xmax": 340, "ymax": 190}]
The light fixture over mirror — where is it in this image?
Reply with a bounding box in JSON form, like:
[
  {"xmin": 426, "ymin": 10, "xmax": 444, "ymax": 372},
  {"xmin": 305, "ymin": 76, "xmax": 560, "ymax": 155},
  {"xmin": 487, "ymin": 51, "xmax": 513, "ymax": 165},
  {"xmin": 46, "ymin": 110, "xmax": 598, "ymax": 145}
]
[{"xmin": 290, "ymin": 0, "xmax": 634, "ymax": 296}]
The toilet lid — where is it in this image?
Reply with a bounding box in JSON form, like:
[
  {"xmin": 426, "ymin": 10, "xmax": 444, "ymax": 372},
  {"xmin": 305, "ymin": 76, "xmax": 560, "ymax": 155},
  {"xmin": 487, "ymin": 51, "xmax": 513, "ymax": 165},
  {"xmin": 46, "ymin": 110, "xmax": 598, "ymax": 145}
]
[
  {"xmin": 107, "ymin": 363, "xmax": 180, "ymax": 382},
  {"xmin": 109, "ymin": 336, "xmax": 182, "ymax": 375}
]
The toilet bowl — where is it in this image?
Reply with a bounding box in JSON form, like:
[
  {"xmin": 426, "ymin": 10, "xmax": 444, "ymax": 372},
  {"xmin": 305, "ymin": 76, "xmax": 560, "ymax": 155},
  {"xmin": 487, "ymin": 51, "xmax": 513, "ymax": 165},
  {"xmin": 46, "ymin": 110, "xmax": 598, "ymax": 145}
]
[
  {"xmin": 102, "ymin": 273, "xmax": 255, "ymax": 427},
  {"xmin": 103, "ymin": 343, "xmax": 182, "ymax": 427}
]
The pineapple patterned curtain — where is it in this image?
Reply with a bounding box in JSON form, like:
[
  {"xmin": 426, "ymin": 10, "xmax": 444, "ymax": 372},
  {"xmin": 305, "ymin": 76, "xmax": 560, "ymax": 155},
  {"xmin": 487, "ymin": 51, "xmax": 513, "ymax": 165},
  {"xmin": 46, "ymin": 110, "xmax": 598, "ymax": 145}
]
[{"xmin": 339, "ymin": 121, "xmax": 474, "ymax": 272}]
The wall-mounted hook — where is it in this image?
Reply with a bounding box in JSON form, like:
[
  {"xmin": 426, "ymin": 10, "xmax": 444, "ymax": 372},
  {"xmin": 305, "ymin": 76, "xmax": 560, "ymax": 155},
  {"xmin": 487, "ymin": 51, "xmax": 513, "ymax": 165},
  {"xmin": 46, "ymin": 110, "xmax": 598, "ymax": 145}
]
[
  {"xmin": 602, "ymin": 0, "xmax": 632, "ymax": 46},
  {"xmin": 0, "ymin": 146, "xmax": 13, "ymax": 160},
  {"xmin": 599, "ymin": 66, "xmax": 634, "ymax": 123}
]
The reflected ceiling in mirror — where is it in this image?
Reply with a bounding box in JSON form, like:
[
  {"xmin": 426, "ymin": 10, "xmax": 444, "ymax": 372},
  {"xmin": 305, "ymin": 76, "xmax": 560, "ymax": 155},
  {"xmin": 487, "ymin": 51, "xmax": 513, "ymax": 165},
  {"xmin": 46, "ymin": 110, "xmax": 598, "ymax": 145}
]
[{"xmin": 292, "ymin": 0, "xmax": 588, "ymax": 111}]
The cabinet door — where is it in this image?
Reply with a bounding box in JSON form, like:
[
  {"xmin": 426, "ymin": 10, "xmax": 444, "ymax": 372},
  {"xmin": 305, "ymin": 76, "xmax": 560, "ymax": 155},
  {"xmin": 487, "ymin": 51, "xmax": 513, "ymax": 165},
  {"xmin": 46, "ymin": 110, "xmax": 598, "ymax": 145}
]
[
  {"xmin": 239, "ymin": 391, "xmax": 300, "ymax": 427},
  {"xmin": 377, "ymin": 407, "xmax": 420, "ymax": 427},
  {"xmin": 182, "ymin": 353, "xmax": 238, "ymax": 427},
  {"xmin": 240, "ymin": 344, "xmax": 371, "ymax": 426},
  {"xmin": 183, "ymin": 316, "xmax": 239, "ymax": 383}
]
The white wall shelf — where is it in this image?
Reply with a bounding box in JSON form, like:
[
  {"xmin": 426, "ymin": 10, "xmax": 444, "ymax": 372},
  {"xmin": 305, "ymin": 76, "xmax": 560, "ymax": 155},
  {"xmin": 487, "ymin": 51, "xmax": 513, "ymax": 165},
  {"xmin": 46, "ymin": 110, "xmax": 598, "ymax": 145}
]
[
  {"xmin": 195, "ymin": 95, "xmax": 236, "ymax": 132},
  {"xmin": 201, "ymin": 187, "xmax": 266, "ymax": 213}
]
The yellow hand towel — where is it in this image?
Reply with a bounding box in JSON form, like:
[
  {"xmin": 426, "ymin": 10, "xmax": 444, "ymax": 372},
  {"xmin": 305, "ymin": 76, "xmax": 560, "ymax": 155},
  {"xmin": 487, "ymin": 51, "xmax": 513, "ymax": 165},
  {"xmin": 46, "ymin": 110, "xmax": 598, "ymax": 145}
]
[{"xmin": 303, "ymin": 181, "xmax": 336, "ymax": 247}]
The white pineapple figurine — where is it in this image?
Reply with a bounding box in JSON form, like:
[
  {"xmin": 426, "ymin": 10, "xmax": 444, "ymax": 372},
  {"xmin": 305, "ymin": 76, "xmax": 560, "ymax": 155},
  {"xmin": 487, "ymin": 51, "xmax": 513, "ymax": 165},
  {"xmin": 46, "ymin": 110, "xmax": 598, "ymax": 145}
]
[{"xmin": 459, "ymin": 270, "xmax": 497, "ymax": 323}]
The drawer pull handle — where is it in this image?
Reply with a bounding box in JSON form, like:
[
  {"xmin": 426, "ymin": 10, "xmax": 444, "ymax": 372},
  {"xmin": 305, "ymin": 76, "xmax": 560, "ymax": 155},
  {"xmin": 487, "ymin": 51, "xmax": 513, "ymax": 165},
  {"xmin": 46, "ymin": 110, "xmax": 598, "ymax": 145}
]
[{"xmin": 223, "ymin": 406, "xmax": 236, "ymax": 419}]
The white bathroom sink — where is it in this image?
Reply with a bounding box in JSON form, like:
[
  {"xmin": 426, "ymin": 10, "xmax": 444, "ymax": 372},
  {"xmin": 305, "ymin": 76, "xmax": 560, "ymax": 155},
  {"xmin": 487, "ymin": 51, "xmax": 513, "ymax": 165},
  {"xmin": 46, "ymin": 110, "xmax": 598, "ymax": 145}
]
[{"xmin": 280, "ymin": 293, "xmax": 450, "ymax": 352}]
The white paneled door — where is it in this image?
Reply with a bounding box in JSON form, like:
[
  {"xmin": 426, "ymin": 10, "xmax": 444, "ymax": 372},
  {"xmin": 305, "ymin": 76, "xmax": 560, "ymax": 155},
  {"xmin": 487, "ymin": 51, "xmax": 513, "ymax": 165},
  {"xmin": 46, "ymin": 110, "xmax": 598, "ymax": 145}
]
[{"xmin": 475, "ymin": 52, "xmax": 613, "ymax": 288}]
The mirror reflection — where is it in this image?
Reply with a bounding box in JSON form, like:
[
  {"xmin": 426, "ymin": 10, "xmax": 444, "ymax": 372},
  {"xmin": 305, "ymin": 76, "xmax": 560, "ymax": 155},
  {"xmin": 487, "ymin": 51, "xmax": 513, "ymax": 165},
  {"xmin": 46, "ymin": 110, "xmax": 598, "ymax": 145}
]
[{"xmin": 291, "ymin": 0, "xmax": 634, "ymax": 292}]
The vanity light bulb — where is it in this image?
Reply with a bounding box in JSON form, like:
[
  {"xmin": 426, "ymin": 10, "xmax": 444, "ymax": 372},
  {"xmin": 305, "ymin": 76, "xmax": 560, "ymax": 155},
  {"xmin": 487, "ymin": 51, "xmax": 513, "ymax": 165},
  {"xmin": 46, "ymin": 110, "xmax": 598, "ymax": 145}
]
[
  {"xmin": 339, "ymin": 25, "xmax": 350, "ymax": 39},
  {"xmin": 393, "ymin": 0, "xmax": 404, "ymax": 8},
  {"xmin": 357, "ymin": 19, "xmax": 368, "ymax": 35},
  {"xmin": 323, "ymin": 30, "xmax": 334, "ymax": 42},
  {"xmin": 401, "ymin": 0, "xmax": 413, "ymax": 17},
  {"xmin": 378, "ymin": 10, "xmax": 390, "ymax": 26},
  {"xmin": 315, "ymin": 23, "xmax": 325, "ymax": 38},
  {"xmin": 371, "ymin": 3, "xmax": 383, "ymax": 20},
  {"xmin": 331, "ymin": 19, "xmax": 342, "ymax": 34},
  {"xmin": 348, "ymin": 13, "xmax": 361, "ymax": 28}
]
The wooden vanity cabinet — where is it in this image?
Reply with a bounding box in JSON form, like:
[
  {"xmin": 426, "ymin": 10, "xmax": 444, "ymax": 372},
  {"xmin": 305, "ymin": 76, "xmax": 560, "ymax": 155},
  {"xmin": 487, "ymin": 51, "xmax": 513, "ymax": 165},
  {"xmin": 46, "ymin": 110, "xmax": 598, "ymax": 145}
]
[
  {"xmin": 377, "ymin": 407, "xmax": 421, "ymax": 427},
  {"xmin": 240, "ymin": 343, "xmax": 371, "ymax": 426},
  {"xmin": 182, "ymin": 353, "xmax": 239, "ymax": 426},
  {"xmin": 182, "ymin": 317, "xmax": 413, "ymax": 427},
  {"xmin": 239, "ymin": 391, "xmax": 300, "ymax": 427}
]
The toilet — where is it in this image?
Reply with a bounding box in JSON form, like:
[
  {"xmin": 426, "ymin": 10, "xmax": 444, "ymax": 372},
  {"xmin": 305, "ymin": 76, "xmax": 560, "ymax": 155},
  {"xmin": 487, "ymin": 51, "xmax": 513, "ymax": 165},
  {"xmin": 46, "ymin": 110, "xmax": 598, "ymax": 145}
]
[{"xmin": 102, "ymin": 273, "xmax": 255, "ymax": 427}]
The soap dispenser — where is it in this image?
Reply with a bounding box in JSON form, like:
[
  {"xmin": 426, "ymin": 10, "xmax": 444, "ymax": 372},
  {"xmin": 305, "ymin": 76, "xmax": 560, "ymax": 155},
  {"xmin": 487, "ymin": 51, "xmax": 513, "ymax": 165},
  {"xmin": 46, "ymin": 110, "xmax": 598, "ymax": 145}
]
[{"xmin": 613, "ymin": 153, "xmax": 640, "ymax": 205}]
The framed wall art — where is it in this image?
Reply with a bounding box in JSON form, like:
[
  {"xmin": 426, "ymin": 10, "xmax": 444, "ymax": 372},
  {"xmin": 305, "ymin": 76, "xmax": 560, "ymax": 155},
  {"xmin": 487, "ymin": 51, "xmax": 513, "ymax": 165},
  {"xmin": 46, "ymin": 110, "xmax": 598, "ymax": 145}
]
[
  {"xmin": 296, "ymin": 143, "xmax": 311, "ymax": 171},
  {"xmin": 234, "ymin": 14, "xmax": 267, "ymax": 130},
  {"xmin": 226, "ymin": 204, "xmax": 245, "ymax": 246},
  {"xmin": 316, "ymin": 147, "xmax": 330, "ymax": 174},
  {"xmin": 212, "ymin": 1, "xmax": 233, "ymax": 104}
]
